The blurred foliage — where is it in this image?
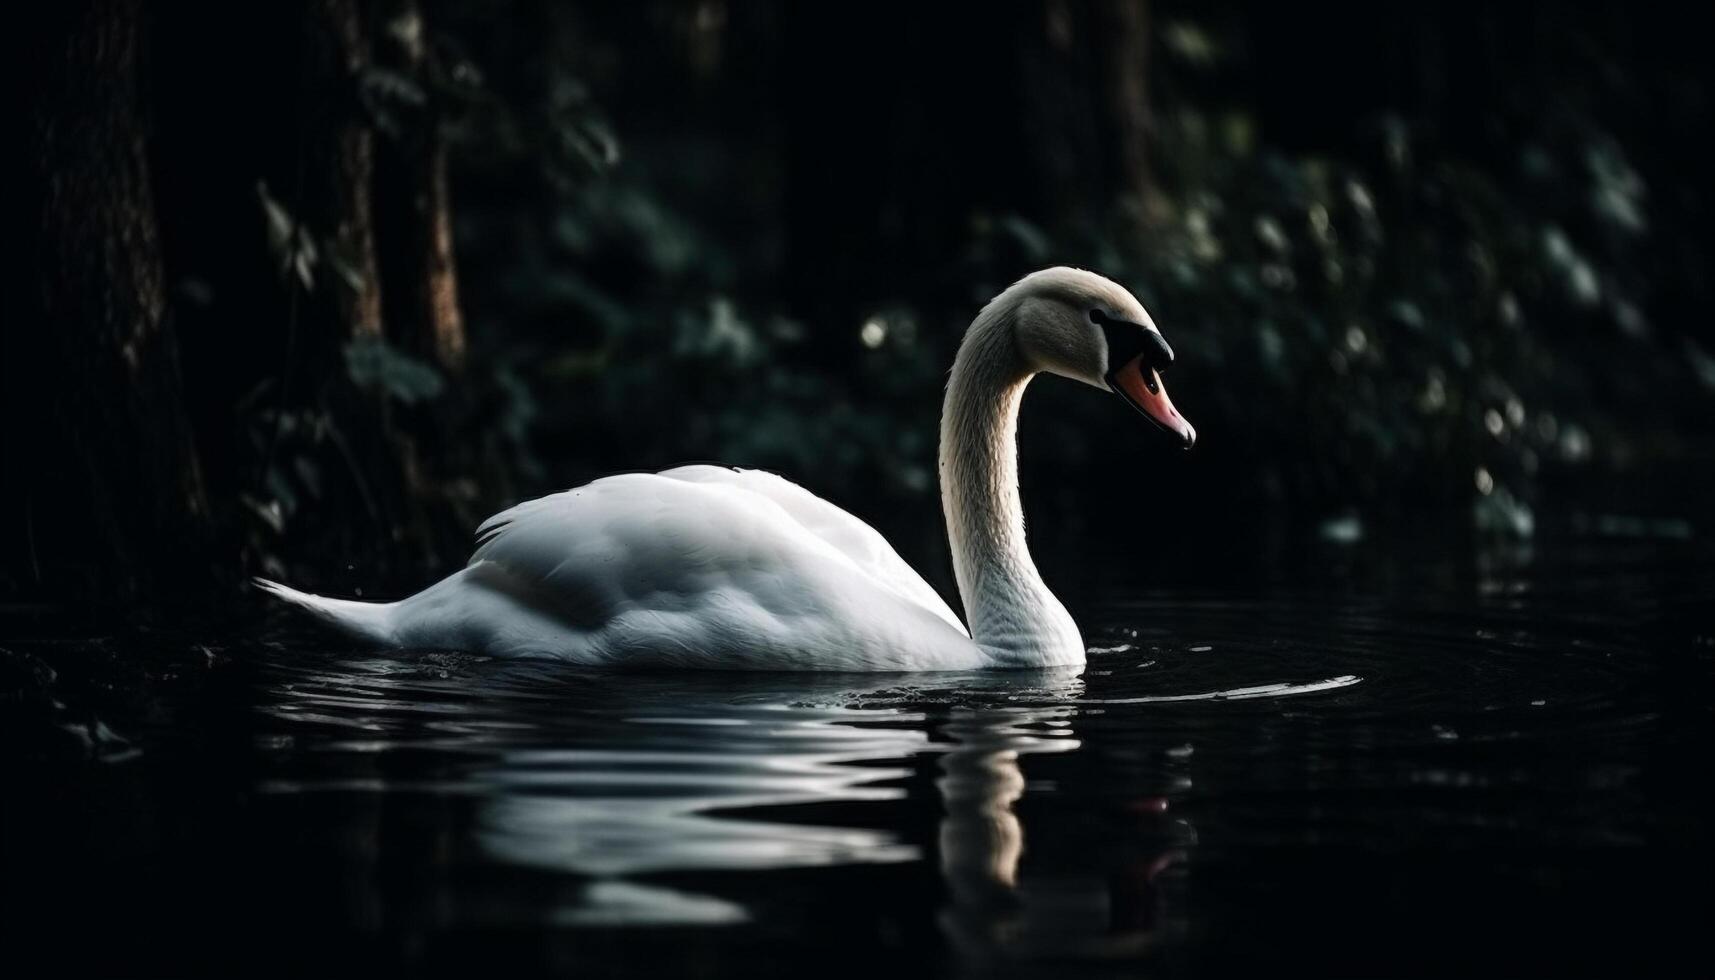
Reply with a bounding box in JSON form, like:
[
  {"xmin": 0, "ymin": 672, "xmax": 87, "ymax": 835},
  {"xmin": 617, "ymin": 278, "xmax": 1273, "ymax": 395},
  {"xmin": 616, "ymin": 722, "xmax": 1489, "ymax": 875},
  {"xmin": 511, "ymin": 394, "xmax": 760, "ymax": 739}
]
[
  {"xmin": 241, "ymin": 0, "xmax": 1713, "ymax": 573},
  {"xmin": 344, "ymin": 335, "xmax": 446, "ymax": 405}
]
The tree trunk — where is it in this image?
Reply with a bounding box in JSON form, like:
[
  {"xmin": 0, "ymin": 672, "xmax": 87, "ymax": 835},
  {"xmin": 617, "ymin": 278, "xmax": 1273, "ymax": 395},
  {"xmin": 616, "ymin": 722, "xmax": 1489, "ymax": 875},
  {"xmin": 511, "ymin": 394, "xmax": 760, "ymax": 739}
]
[
  {"xmin": 147, "ymin": 0, "xmax": 384, "ymax": 529},
  {"xmin": 5, "ymin": 0, "xmax": 210, "ymax": 594},
  {"xmin": 1098, "ymin": 0, "xmax": 1157, "ymax": 223},
  {"xmin": 1017, "ymin": 0, "xmax": 1157, "ymax": 230},
  {"xmin": 374, "ymin": 0, "xmax": 467, "ymax": 373},
  {"xmin": 306, "ymin": 0, "xmax": 386, "ymax": 339}
]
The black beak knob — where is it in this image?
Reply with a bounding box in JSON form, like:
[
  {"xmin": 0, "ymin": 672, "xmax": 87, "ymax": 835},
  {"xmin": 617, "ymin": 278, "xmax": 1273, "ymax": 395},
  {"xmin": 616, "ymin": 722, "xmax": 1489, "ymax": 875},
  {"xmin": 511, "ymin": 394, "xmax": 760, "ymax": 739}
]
[{"xmin": 1144, "ymin": 331, "xmax": 1175, "ymax": 373}]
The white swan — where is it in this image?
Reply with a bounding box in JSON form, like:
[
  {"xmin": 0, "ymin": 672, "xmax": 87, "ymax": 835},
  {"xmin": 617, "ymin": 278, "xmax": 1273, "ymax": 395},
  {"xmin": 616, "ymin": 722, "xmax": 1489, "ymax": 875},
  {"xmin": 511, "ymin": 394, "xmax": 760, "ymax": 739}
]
[{"xmin": 259, "ymin": 267, "xmax": 1194, "ymax": 670}]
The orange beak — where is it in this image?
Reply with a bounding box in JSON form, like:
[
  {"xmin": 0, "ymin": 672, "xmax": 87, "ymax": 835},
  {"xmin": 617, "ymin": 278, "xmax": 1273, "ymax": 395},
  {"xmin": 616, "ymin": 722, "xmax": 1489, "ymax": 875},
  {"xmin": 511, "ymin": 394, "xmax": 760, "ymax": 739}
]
[{"xmin": 1111, "ymin": 353, "xmax": 1196, "ymax": 449}]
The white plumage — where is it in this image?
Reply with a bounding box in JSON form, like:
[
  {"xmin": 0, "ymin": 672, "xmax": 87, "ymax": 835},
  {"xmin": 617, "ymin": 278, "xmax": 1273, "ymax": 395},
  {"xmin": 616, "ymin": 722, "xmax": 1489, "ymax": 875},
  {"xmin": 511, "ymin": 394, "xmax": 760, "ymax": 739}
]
[
  {"xmin": 259, "ymin": 268, "xmax": 1190, "ymax": 671},
  {"xmin": 261, "ymin": 466, "xmax": 978, "ymax": 669}
]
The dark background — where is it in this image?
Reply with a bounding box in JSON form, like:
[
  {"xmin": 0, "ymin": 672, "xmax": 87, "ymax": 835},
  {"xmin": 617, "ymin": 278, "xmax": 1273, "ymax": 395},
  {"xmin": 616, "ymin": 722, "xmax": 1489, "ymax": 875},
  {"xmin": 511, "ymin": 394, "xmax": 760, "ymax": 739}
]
[
  {"xmin": 6, "ymin": 0, "xmax": 1713, "ymax": 599},
  {"xmin": 4, "ymin": 6, "xmax": 1715, "ymax": 977}
]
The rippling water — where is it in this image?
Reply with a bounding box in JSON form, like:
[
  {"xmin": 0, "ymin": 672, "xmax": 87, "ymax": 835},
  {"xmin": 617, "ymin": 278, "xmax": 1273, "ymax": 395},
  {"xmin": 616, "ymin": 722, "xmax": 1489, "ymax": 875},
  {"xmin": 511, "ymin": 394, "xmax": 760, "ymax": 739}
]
[{"xmin": 4, "ymin": 532, "xmax": 1711, "ymax": 976}]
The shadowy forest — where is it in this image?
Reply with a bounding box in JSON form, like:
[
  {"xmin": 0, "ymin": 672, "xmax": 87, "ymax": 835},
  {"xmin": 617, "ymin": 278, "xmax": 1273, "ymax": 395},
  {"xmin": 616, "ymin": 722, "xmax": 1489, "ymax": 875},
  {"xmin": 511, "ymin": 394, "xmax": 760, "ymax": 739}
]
[{"xmin": 7, "ymin": 0, "xmax": 1714, "ymax": 600}]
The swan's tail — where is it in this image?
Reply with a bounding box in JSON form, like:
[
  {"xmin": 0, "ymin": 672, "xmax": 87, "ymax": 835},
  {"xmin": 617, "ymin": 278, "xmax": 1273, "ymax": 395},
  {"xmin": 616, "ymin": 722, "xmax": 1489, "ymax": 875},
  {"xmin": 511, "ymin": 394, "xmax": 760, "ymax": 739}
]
[{"xmin": 254, "ymin": 577, "xmax": 398, "ymax": 645}]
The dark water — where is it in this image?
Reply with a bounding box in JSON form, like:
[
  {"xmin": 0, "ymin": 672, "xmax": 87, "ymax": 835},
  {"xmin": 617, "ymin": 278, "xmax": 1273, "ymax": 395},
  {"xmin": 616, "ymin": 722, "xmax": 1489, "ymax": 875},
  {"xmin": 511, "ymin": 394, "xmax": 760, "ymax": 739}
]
[{"xmin": 3, "ymin": 529, "xmax": 1712, "ymax": 977}]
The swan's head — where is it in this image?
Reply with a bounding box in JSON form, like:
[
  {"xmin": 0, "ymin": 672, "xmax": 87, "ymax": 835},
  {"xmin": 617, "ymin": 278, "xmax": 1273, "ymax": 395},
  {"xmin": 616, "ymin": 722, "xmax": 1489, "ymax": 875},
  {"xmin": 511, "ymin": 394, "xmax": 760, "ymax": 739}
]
[{"xmin": 1001, "ymin": 267, "xmax": 1195, "ymax": 449}]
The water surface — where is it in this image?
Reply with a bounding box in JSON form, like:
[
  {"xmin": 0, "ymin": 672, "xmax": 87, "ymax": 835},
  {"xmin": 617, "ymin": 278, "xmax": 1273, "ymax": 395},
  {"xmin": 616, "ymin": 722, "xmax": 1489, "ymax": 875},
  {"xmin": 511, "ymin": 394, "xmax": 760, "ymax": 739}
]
[{"xmin": 3, "ymin": 531, "xmax": 1711, "ymax": 977}]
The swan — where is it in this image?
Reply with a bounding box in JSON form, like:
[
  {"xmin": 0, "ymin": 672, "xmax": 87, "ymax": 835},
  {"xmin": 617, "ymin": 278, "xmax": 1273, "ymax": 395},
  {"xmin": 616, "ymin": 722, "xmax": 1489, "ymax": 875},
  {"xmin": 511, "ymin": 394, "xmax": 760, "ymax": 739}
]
[{"xmin": 258, "ymin": 267, "xmax": 1194, "ymax": 670}]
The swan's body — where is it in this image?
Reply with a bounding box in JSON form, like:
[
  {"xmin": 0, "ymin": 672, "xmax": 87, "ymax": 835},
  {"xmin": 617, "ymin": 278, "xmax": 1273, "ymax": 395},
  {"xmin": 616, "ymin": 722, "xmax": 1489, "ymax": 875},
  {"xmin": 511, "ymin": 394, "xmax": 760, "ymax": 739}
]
[
  {"xmin": 266, "ymin": 465, "xmax": 984, "ymax": 670},
  {"xmin": 260, "ymin": 267, "xmax": 1194, "ymax": 671}
]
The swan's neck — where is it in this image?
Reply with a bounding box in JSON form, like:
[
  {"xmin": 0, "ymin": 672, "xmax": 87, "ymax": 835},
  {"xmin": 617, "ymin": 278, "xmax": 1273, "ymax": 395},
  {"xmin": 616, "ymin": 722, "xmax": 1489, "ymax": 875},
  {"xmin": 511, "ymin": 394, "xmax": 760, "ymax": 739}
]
[{"xmin": 939, "ymin": 305, "xmax": 1084, "ymax": 667}]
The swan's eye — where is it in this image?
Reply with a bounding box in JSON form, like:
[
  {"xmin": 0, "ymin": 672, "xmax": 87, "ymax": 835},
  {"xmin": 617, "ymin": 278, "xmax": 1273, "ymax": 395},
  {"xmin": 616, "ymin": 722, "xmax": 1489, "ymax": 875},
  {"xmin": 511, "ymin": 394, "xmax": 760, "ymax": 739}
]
[{"xmin": 1088, "ymin": 309, "xmax": 1108, "ymax": 326}]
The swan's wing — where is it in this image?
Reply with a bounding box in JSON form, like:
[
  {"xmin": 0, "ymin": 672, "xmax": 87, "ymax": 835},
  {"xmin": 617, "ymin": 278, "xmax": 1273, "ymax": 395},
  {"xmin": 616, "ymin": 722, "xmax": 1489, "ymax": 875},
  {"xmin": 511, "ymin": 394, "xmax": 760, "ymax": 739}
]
[
  {"xmin": 470, "ymin": 470, "xmax": 968, "ymax": 639},
  {"xmin": 657, "ymin": 465, "xmax": 966, "ymax": 634}
]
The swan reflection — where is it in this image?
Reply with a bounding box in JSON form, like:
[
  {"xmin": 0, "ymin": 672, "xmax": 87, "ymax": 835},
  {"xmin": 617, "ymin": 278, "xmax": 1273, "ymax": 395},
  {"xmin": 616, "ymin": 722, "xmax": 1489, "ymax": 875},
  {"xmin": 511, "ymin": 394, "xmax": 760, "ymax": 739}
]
[
  {"xmin": 256, "ymin": 657, "xmax": 1189, "ymax": 949},
  {"xmin": 465, "ymin": 671, "xmax": 1092, "ymax": 926},
  {"xmin": 936, "ymin": 702, "xmax": 1076, "ymax": 947},
  {"xmin": 471, "ymin": 705, "xmax": 928, "ymax": 879},
  {"xmin": 934, "ymin": 689, "xmax": 1189, "ymax": 962}
]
